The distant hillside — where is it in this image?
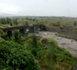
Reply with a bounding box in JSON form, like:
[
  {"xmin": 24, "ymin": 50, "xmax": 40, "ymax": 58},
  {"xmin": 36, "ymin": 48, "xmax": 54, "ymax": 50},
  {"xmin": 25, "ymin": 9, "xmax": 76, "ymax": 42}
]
[{"xmin": 0, "ymin": 12, "xmax": 16, "ymax": 17}]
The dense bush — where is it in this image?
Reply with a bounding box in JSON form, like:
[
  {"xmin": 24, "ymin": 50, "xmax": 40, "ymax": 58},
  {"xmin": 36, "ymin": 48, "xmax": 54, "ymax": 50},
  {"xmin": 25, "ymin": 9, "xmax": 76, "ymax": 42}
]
[
  {"xmin": 23, "ymin": 36, "xmax": 76, "ymax": 70},
  {"xmin": 0, "ymin": 35, "xmax": 76, "ymax": 70},
  {"xmin": 36, "ymin": 39, "xmax": 76, "ymax": 70},
  {"xmin": 0, "ymin": 40, "xmax": 40, "ymax": 70}
]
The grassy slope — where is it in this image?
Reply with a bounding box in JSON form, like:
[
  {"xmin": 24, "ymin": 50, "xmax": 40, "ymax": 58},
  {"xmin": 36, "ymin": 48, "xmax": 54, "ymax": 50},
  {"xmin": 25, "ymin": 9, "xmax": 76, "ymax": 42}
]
[{"xmin": 22, "ymin": 36, "xmax": 77, "ymax": 70}]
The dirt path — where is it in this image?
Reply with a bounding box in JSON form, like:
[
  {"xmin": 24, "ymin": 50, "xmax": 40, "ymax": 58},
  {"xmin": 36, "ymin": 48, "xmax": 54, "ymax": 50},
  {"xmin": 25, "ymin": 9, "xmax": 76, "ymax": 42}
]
[{"xmin": 38, "ymin": 31, "xmax": 77, "ymax": 57}]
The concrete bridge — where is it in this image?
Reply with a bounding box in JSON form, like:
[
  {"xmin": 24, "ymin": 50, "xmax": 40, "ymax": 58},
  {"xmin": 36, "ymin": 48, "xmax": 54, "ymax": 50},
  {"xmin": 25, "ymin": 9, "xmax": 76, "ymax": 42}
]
[{"xmin": 0, "ymin": 24, "xmax": 48, "ymax": 39}]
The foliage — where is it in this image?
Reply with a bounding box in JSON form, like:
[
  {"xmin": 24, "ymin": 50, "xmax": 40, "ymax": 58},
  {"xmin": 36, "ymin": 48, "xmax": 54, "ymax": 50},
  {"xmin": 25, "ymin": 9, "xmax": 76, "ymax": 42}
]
[
  {"xmin": 37, "ymin": 39, "xmax": 76, "ymax": 70},
  {"xmin": 0, "ymin": 30, "xmax": 77, "ymax": 70},
  {"xmin": 23, "ymin": 36, "xmax": 77, "ymax": 70},
  {"xmin": 0, "ymin": 40, "xmax": 40, "ymax": 70}
]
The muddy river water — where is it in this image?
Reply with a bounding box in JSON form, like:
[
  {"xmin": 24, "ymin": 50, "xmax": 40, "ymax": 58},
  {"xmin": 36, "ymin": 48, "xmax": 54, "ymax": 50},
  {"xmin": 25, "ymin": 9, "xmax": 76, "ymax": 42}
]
[{"xmin": 38, "ymin": 31, "xmax": 77, "ymax": 57}]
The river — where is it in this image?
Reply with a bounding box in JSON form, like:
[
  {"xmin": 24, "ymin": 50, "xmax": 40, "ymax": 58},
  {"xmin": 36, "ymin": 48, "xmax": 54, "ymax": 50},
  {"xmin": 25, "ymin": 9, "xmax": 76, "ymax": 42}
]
[{"xmin": 38, "ymin": 31, "xmax": 77, "ymax": 58}]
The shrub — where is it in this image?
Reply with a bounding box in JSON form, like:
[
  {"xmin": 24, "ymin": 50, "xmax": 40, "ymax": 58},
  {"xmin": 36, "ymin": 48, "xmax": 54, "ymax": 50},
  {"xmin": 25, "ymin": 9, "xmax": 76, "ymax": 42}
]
[
  {"xmin": 0, "ymin": 40, "xmax": 40, "ymax": 70},
  {"xmin": 0, "ymin": 35, "xmax": 76, "ymax": 70}
]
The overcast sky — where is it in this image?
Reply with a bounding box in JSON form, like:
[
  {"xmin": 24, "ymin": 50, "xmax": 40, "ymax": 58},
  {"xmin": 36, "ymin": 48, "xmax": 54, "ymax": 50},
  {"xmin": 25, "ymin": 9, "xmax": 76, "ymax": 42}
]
[{"xmin": 0, "ymin": 0, "xmax": 77, "ymax": 17}]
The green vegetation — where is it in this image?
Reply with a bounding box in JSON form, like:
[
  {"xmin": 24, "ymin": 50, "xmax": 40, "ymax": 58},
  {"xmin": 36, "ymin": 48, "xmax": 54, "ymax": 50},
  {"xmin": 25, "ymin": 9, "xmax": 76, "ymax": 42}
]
[
  {"xmin": 0, "ymin": 17, "xmax": 77, "ymax": 26},
  {"xmin": 0, "ymin": 35, "xmax": 76, "ymax": 70},
  {"xmin": 0, "ymin": 17, "xmax": 77, "ymax": 70},
  {"xmin": 0, "ymin": 40, "xmax": 40, "ymax": 70},
  {"xmin": 0, "ymin": 17, "xmax": 77, "ymax": 40}
]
